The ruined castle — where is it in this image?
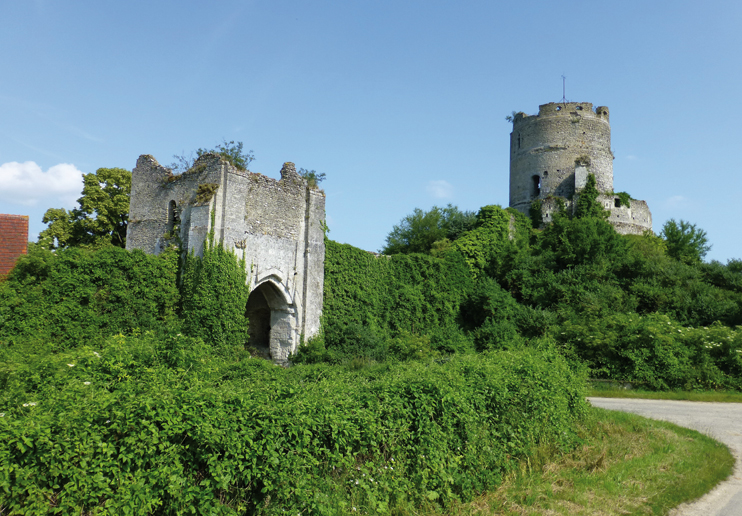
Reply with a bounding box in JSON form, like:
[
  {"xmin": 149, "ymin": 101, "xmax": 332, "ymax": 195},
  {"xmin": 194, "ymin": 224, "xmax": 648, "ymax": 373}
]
[
  {"xmin": 125, "ymin": 101, "xmax": 649, "ymax": 362},
  {"xmin": 126, "ymin": 154, "xmax": 325, "ymax": 363},
  {"xmin": 509, "ymin": 102, "xmax": 652, "ymax": 234}
]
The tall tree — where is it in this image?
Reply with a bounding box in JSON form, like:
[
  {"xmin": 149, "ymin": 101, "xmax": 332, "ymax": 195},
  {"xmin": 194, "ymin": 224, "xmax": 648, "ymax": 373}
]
[
  {"xmin": 38, "ymin": 167, "xmax": 131, "ymax": 250},
  {"xmin": 382, "ymin": 204, "xmax": 476, "ymax": 255},
  {"xmin": 661, "ymin": 219, "xmax": 711, "ymax": 265}
]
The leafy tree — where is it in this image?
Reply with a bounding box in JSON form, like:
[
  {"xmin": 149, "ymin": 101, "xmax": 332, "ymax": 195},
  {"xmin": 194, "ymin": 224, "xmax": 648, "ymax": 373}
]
[
  {"xmin": 574, "ymin": 173, "xmax": 608, "ymax": 219},
  {"xmin": 661, "ymin": 219, "xmax": 711, "ymax": 265},
  {"xmin": 382, "ymin": 204, "xmax": 476, "ymax": 255},
  {"xmin": 38, "ymin": 167, "xmax": 131, "ymax": 250},
  {"xmin": 170, "ymin": 140, "xmax": 254, "ymax": 172},
  {"xmin": 298, "ymin": 168, "xmax": 326, "ymax": 188},
  {"xmin": 538, "ymin": 212, "xmax": 625, "ymax": 269}
]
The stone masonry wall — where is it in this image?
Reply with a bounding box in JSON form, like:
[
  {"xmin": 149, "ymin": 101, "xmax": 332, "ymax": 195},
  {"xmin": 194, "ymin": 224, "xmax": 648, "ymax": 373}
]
[
  {"xmin": 126, "ymin": 154, "xmax": 326, "ymax": 362},
  {"xmin": 0, "ymin": 214, "xmax": 29, "ymax": 278}
]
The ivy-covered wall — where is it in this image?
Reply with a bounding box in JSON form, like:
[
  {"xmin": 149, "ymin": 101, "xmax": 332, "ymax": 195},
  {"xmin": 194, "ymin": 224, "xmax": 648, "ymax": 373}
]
[{"xmin": 322, "ymin": 240, "xmax": 473, "ymax": 338}]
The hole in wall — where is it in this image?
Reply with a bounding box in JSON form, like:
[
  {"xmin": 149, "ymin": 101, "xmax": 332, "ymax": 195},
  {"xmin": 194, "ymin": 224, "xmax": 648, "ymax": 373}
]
[
  {"xmin": 556, "ymin": 106, "xmax": 562, "ymax": 111},
  {"xmin": 531, "ymin": 175, "xmax": 541, "ymax": 198},
  {"xmin": 614, "ymin": 198, "xmax": 621, "ymax": 208}
]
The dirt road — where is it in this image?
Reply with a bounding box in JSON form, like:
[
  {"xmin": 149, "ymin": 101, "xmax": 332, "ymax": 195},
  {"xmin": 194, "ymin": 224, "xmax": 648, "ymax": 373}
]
[{"xmin": 589, "ymin": 397, "xmax": 742, "ymax": 516}]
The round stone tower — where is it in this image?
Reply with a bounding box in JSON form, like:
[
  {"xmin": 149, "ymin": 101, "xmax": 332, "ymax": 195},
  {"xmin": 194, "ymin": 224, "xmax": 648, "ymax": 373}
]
[{"xmin": 509, "ymin": 102, "xmax": 613, "ymax": 214}]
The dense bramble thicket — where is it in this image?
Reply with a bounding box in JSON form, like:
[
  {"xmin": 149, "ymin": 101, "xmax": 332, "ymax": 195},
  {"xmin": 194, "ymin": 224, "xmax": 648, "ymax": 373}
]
[{"xmin": 0, "ymin": 334, "xmax": 586, "ymax": 515}]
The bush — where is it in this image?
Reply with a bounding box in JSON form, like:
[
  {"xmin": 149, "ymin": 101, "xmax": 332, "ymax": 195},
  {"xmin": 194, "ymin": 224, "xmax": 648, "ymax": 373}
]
[
  {"xmin": 0, "ymin": 246, "xmax": 180, "ymax": 349},
  {"xmin": 0, "ymin": 347, "xmax": 588, "ymax": 514},
  {"xmin": 555, "ymin": 313, "xmax": 742, "ymax": 390}
]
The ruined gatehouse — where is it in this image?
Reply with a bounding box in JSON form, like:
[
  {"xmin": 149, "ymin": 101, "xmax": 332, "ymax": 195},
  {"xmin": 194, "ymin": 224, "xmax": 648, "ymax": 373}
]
[{"xmin": 126, "ymin": 154, "xmax": 325, "ymax": 363}]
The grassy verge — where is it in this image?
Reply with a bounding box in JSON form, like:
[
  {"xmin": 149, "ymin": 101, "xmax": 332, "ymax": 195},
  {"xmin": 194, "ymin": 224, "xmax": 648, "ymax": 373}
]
[
  {"xmin": 588, "ymin": 384, "xmax": 742, "ymax": 403},
  {"xmin": 435, "ymin": 407, "xmax": 734, "ymax": 515}
]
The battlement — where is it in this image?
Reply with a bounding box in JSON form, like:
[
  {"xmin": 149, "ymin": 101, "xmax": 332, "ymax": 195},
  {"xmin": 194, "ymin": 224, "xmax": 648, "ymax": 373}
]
[{"xmin": 514, "ymin": 102, "xmax": 610, "ymax": 125}]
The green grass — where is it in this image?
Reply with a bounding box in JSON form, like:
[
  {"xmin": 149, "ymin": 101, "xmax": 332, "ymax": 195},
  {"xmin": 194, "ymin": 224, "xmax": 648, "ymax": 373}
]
[
  {"xmin": 435, "ymin": 407, "xmax": 734, "ymax": 515},
  {"xmin": 588, "ymin": 383, "xmax": 742, "ymax": 403}
]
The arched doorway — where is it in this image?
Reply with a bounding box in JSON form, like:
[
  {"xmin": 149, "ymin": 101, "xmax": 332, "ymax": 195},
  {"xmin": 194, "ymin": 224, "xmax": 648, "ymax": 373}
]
[{"xmin": 245, "ymin": 280, "xmax": 295, "ymax": 361}]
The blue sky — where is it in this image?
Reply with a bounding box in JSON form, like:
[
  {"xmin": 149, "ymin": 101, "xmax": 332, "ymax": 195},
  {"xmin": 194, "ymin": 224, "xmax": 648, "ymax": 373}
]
[{"xmin": 1, "ymin": 0, "xmax": 740, "ymax": 262}]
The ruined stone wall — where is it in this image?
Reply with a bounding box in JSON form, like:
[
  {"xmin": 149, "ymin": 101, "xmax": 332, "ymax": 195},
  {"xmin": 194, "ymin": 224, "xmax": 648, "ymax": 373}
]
[
  {"xmin": 539, "ymin": 195, "xmax": 652, "ymax": 235},
  {"xmin": 598, "ymin": 196, "xmax": 652, "ymax": 235},
  {"xmin": 510, "ymin": 102, "xmax": 613, "ymax": 214},
  {"xmin": 126, "ymin": 154, "xmax": 326, "ymax": 362}
]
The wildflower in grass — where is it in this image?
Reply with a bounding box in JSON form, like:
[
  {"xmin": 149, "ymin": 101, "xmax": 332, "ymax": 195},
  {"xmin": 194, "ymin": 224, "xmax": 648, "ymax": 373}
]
[
  {"xmin": 22, "ymin": 404, "xmax": 28, "ymax": 407},
  {"xmin": 93, "ymin": 352, "xmax": 100, "ymax": 357},
  {"xmin": 0, "ymin": 413, "xmax": 4, "ymax": 417},
  {"xmin": 84, "ymin": 382, "xmax": 91, "ymax": 385},
  {"xmin": 67, "ymin": 363, "xmax": 75, "ymax": 367},
  {"xmin": 29, "ymin": 402, "xmax": 37, "ymax": 406}
]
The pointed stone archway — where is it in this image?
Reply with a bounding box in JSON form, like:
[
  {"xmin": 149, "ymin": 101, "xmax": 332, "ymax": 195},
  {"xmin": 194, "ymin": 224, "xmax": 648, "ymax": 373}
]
[{"xmin": 245, "ymin": 278, "xmax": 296, "ymax": 362}]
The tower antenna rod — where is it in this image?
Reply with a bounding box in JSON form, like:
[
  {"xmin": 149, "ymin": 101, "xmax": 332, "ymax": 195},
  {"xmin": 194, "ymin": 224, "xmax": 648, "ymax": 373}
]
[{"xmin": 561, "ymin": 74, "xmax": 567, "ymax": 105}]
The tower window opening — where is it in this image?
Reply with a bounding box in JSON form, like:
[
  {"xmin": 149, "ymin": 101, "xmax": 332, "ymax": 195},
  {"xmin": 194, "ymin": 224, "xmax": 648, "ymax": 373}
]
[
  {"xmin": 517, "ymin": 134, "xmax": 521, "ymax": 149},
  {"xmin": 166, "ymin": 200, "xmax": 178, "ymax": 230},
  {"xmin": 531, "ymin": 175, "xmax": 541, "ymax": 198},
  {"xmin": 614, "ymin": 198, "xmax": 621, "ymax": 208},
  {"xmin": 543, "ymin": 171, "xmax": 548, "ymax": 177},
  {"xmin": 576, "ymin": 106, "xmax": 583, "ymax": 110}
]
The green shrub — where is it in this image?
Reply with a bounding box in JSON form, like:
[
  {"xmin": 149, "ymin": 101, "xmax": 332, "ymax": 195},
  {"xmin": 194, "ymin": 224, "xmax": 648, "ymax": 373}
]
[
  {"xmin": 0, "ymin": 346, "xmax": 588, "ymax": 514},
  {"xmin": 0, "ymin": 245, "xmax": 180, "ymax": 349},
  {"xmin": 555, "ymin": 313, "xmax": 742, "ymax": 390}
]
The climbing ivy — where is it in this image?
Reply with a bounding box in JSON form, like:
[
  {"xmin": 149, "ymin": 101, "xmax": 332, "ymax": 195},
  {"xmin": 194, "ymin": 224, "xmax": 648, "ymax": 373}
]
[
  {"xmin": 574, "ymin": 174, "xmax": 608, "ymax": 219},
  {"xmin": 452, "ymin": 205, "xmax": 531, "ymax": 278},
  {"xmin": 180, "ymin": 209, "xmax": 250, "ymax": 355},
  {"xmin": 322, "ymin": 240, "xmax": 473, "ymax": 343}
]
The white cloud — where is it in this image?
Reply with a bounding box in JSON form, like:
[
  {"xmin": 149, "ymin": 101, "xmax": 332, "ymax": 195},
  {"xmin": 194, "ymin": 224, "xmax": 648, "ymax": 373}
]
[
  {"xmin": 0, "ymin": 161, "xmax": 83, "ymax": 207},
  {"xmin": 426, "ymin": 180, "xmax": 453, "ymax": 199}
]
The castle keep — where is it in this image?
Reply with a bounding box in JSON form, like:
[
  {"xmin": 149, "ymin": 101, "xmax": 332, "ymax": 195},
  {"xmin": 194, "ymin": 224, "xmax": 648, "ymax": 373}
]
[
  {"xmin": 126, "ymin": 154, "xmax": 325, "ymax": 363},
  {"xmin": 509, "ymin": 102, "xmax": 652, "ymax": 234}
]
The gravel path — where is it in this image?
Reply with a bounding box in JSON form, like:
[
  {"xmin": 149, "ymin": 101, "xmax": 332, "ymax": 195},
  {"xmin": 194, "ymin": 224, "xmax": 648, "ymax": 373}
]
[{"xmin": 588, "ymin": 397, "xmax": 742, "ymax": 516}]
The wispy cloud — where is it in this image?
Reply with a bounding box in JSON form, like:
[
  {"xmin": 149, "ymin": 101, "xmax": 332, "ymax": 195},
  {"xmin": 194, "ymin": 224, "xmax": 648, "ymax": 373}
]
[
  {"xmin": 0, "ymin": 161, "xmax": 83, "ymax": 207},
  {"xmin": 663, "ymin": 195, "xmax": 687, "ymax": 209},
  {"xmin": 625, "ymin": 154, "xmax": 638, "ymax": 161},
  {"xmin": 426, "ymin": 180, "xmax": 452, "ymax": 199},
  {"xmin": 66, "ymin": 125, "xmax": 103, "ymax": 143}
]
